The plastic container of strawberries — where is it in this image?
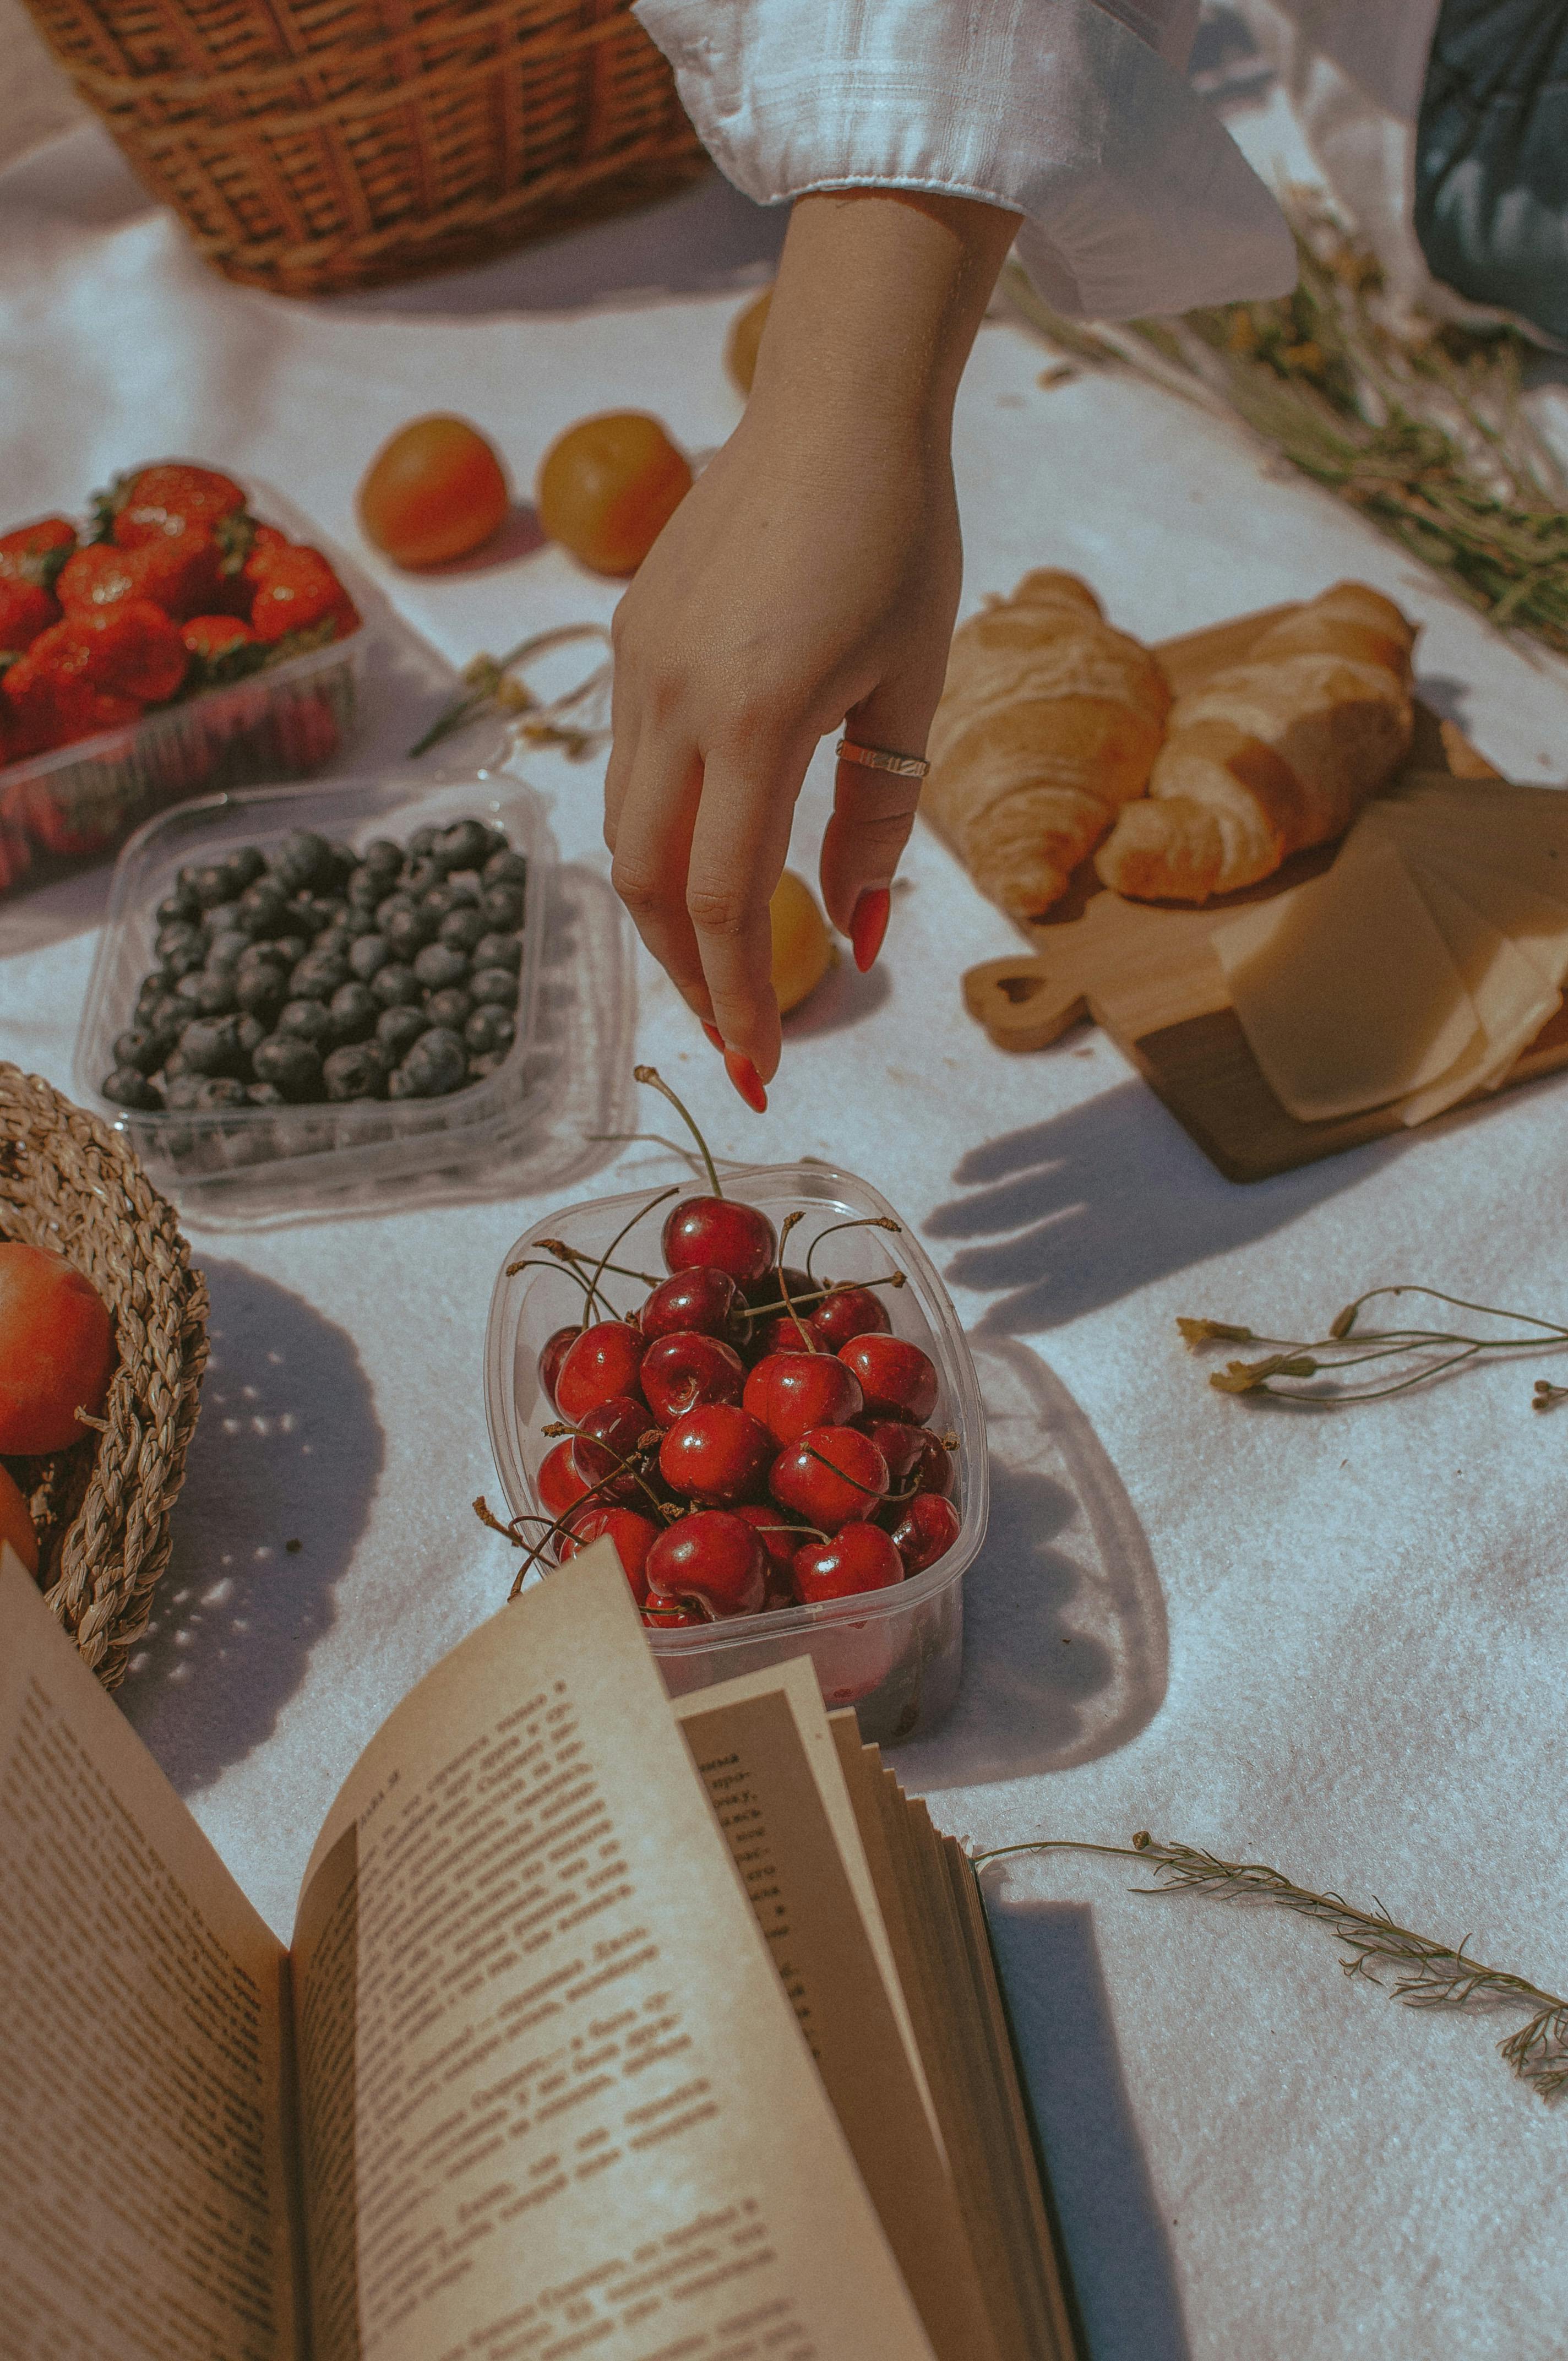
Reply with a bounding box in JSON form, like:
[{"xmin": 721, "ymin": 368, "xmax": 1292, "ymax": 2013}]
[
  {"xmin": 72, "ymin": 765, "xmax": 554, "ymax": 1217},
  {"xmin": 0, "ymin": 480, "xmax": 381, "ymax": 891},
  {"xmin": 484, "ymin": 1161, "xmax": 988, "ymax": 1745}
]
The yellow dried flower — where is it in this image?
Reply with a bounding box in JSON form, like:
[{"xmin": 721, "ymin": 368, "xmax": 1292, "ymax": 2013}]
[{"xmin": 1177, "ymin": 1317, "xmax": 1255, "ymax": 1348}]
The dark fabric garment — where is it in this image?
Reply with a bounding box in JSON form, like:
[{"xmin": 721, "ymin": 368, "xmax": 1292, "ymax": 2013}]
[{"xmin": 1414, "ymin": 0, "xmax": 1568, "ymax": 339}]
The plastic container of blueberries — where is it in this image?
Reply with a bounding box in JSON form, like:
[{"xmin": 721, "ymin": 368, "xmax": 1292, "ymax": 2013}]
[
  {"xmin": 0, "ymin": 481, "xmax": 412, "ymax": 894},
  {"xmin": 72, "ymin": 765, "xmax": 554, "ymax": 1217},
  {"xmin": 484, "ymin": 1162, "xmax": 988, "ymax": 1745}
]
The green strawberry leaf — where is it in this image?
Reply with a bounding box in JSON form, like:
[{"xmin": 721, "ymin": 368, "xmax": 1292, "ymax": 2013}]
[{"xmin": 88, "ymin": 472, "xmax": 133, "ymax": 545}]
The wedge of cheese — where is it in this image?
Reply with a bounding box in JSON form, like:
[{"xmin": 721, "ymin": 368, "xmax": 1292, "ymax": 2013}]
[
  {"xmin": 1212, "ymin": 830, "xmax": 1480, "ymax": 1121},
  {"xmin": 1392, "ymin": 861, "xmax": 1560, "ymax": 1123}
]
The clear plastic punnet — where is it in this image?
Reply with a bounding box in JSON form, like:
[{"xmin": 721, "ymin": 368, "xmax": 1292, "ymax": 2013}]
[
  {"xmin": 73, "ymin": 767, "xmax": 554, "ymax": 1216},
  {"xmin": 484, "ymin": 1161, "xmax": 988, "ymax": 1744}
]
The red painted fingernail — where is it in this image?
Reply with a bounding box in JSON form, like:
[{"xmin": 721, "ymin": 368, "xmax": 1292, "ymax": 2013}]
[
  {"xmin": 724, "ymin": 1049, "xmax": 768, "ymax": 1113},
  {"xmin": 701, "ymin": 1021, "xmax": 725, "ymax": 1051},
  {"xmin": 851, "ymin": 886, "xmax": 891, "ymax": 973}
]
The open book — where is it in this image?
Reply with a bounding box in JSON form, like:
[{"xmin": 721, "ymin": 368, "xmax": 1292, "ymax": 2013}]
[{"xmin": 0, "ymin": 1540, "xmax": 1075, "ymax": 2361}]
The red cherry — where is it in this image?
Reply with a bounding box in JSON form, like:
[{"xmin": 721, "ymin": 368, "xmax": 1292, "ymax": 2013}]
[
  {"xmin": 769, "ymin": 1423, "xmax": 888, "ymax": 1529},
  {"xmin": 640, "ymin": 1330, "xmax": 746, "ymax": 1426},
  {"xmin": 555, "ymin": 1320, "xmax": 647, "ymax": 1420},
  {"xmin": 743, "ymin": 1350, "xmax": 864, "ymax": 1446},
  {"xmin": 658, "ymin": 1403, "xmax": 774, "ymax": 1505},
  {"xmin": 643, "ymin": 1589, "xmax": 705, "ymax": 1629},
  {"xmin": 639, "ymin": 1265, "xmax": 744, "ymax": 1343},
  {"xmin": 558, "ymin": 1505, "xmax": 660, "ymax": 1602},
  {"xmin": 749, "ymin": 1312, "xmax": 818, "ymax": 1361},
  {"xmin": 662, "ymin": 1195, "xmax": 777, "ymax": 1287},
  {"xmin": 888, "ymin": 1491, "xmax": 961, "ymax": 1574},
  {"xmin": 810, "ymin": 1285, "xmax": 891, "ymax": 1351},
  {"xmin": 538, "ymin": 1438, "xmax": 592, "ymax": 1519},
  {"xmin": 538, "ymin": 1323, "xmax": 580, "ymax": 1408},
  {"xmin": 744, "ymin": 1263, "xmax": 814, "ymax": 1311},
  {"xmin": 570, "ymin": 1393, "xmax": 654, "ymax": 1501},
  {"xmin": 861, "ymin": 1418, "xmax": 954, "ymax": 1498},
  {"xmin": 646, "ymin": 1510, "xmax": 766, "ymax": 1619},
  {"xmin": 793, "ymin": 1522, "xmax": 904, "ymax": 1603},
  {"xmin": 837, "ymin": 1333, "xmax": 937, "ymax": 1425}
]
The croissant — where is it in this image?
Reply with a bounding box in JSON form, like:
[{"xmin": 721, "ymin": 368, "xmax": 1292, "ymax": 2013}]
[
  {"xmin": 922, "ymin": 570, "xmax": 1172, "ymax": 920},
  {"xmin": 1095, "ymin": 582, "xmax": 1417, "ymax": 902}
]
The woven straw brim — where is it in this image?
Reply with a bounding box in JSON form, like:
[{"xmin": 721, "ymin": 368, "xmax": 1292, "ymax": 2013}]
[
  {"xmin": 20, "ymin": 0, "xmax": 710, "ymax": 296},
  {"xmin": 1, "ymin": 1065, "xmax": 208, "ymax": 1690}
]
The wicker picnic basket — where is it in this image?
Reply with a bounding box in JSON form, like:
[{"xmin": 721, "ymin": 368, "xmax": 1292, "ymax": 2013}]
[
  {"xmin": 19, "ymin": 0, "xmax": 710, "ymax": 296},
  {"xmin": 1, "ymin": 1065, "xmax": 208, "ymax": 1690}
]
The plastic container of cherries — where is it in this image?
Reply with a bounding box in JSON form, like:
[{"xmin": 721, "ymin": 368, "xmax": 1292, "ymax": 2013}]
[{"xmin": 483, "ymin": 1071, "xmax": 988, "ymax": 1745}]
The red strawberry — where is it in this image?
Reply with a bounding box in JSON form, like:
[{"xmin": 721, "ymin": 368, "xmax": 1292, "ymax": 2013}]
[
  {"xmin": 2, "ymin": 655, "xmax": 144, "ymax": 757},
  {"xmin": 59, "ymin": 534, "xmax": 224, "ymax": 622},
  {"xmin": 183, "ymin": 614, "xmax": 258, "ymax": 661},
  {"xmin": 10, "ymin": 601, "xmax": 187, "ymax": 707},
  {"xmin": 0, "ymin": 518, "xmax": 77, "ymax": 585},
  {"xmin": 249, "ymin": 545, "xmax": 359, "ymax": 644},
  {"xmin": 0, "ymin": 577, "xmax": 61, "ymax": 651},
  {"xmin": 106, "ymin": 463, "xmax": 247, "ymax": 547}
]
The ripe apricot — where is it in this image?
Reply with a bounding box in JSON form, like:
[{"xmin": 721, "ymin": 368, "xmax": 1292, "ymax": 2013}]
[
  {"xmin": 536, "ymin": 412, "xmax": 692, "ymax": 577},
  {"xmin": 770, "ymin": 869, "xmax": 834, "ymax": 1013},
  {"xmin": 357, "ymin": 415, "xmax": 509, "ymax": 569},
  {"xmin": 0, "ymin": 1241, "xmax": 115, "ymax": 1455}
]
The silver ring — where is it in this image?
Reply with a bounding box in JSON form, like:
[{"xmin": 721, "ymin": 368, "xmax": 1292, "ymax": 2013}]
[{"xmin": 835, "ymin": 737, "xmax": 930, "ymax": 781}]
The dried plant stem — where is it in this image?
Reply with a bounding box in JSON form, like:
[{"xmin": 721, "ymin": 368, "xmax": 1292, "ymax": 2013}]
[
  {"xmin": 972, "ymin": 1834, "xmax": 1568, "ymax": 2101},
  {"xmin": 1178, "ymin": 1282, "xmax": 1568, "ymax": 1405}
]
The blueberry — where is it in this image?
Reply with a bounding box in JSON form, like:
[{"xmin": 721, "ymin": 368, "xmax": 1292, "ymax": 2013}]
[
  {"xmin": 183, "ymin": 1016, "xmax": 248, "ymax": 1077},
  {"xmin": 270, "ymin": 829, "xmax": 336, "ymax": 894},
  {"xmin": 375, "ymin": 890, "xmax": 417, "ymax": 924},
  {"xmin": 360, "ymin": 839, "xmax": 404, "ymax": 885},
  {"xmin": 102, "ymin": 1068, "xmax": 163, "ymax": 1109},
  {"xmin": 422, "ymin": 879, "xmax": 477, "ymax": 920},
  {"xmin": 406, "ymin": 825, "xmax": 441, "ymax": 862},
  {"xmin": 183, "ymin": 971, "xmax": 238, "ymax": 1018},
  {"xmin": 469, "ymin": 1049, "xmax": 507, "ymax": 1079},
  {"xmin": 162, "ymin": 1047, "xmax": 190, "ymax": 1080},
  {"xmin": 273, "ymin": 933, "xmax": 309, "ymax": 969},
  {"xmin": 236, "ymin": 967, "xmax": 287, "ymax": 1019},
  {"xmin": 404, "ymin": 856, "xmax": 446, "ymax": 894},
  {"xmin": 436, "ymin": 818, "xmax": 497, "ymax": 871},
  {"xmin": 276, "ymin": 998, "xmax": 335, "ymax": 1047},
  {"xmin": 328, "ymin": 982, "xmax": 379, "ymax": 1043},
  {"xmin": 314, "ymin": 926, "xmax": 353, "ymax": 959},
  {"xmin": 341, "ymin": 907, "xmax": 379, "ymax": 939},
  {"xmin": 323, "ymin": 1043, "xmax": 389, "ymax": 1101},
  {"xmin": 237, "ymin": 879, "xmax": 291, "ymax": 938},
  {"xmin": 483, "ymin": 847, "xmax": 528, "ymax": 889},
  {"xmin": 384, "ymin": 905, "xmax": 437, "ymax": 958},
  {"xmin": 160, "ymin": 943, "xmax": 206, "ymax": 982},
  {"xmin": 247, "ymin": 1082, "xmax": 287, "ymax": 1107},
  {"xmin": 480, "ymin": 884, "xmax": 524, "ymax": 930},
  {"xmin": 390, "ymin": 1026, "xmax": 467, "ymax": 1098},
  {"xmin": 473, "ymin": 931, "xmax": 521, "ymax": 972},
  {"xmin": 345, "ymin": 866, "xmax": 383, "ymax": 911},
  {"xmin": 465, "ymin": 1005, "xmax": 515, "ymax": 1056},
  {"xmin": 235, "ymin": 1014, "xmax": 268, "ymax": 1060},
  {"xmin": 157, "ymin": 884, "xmax": 202, "ymax": 925},
  {"xmin": 156, "ymin": 918, "xmax": 206, "ymax": 961},
  {"xmin": 285, "ymin": 894, "xmax": 328, "ymax": 938},
  {"xmin": 290, "ymin": 950, "xmax": 351, "ymax": 1000},
  {"xmin": 193, "ymin": 1078, "xmax": 250, "ymax": 1110},
  {"xmin": 375, "ymin": 1005, "xmax": 428, "ymax": 1060},
  {"xmin": 192, "ymin": 862, "xmax": 239, "ymax": 910},
  {"xmin": 413, "ymin": 942, "xmax": 468, "ymax": 992},
  {"xmin": 425, "ymin": 987, "xmax": 473, "ymax": 1031},
  {"xmin": 371, "ymin": 962, "xmax": 423, "ymax": 1009},
  {"xmin": 252, "ymin": 1035, "xmax": 324, "ymax": 1101},
  {"xmin": 227, "ymin": 846, "xmax": 267, "ymax": 890},
  {"xmin": 113, "ymin": 1025, "xmax": 169, "ymax": 1075},
  {"xmin": 470, "ymin": 966, "xmax": 519, "ymax": 1008},
  {"xmin": 348, "ymin": 933, "xmax": 391, "ymax": 982},
  {"xmin": 164, "ymin": 1075, "xmax": 203, "ymax": 1111},
  {"xmin": 205, "ymin": 927, "xmax": 249, "ymax": 973},
  {"xmin": 438, "ymin": 906, "xmax": 487, "ymax": 954}
]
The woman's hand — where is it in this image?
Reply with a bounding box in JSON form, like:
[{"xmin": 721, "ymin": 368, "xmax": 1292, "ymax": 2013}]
[{"xmin": 604, "ymin": 188, "xmax": 1017, "ymax": 1107}]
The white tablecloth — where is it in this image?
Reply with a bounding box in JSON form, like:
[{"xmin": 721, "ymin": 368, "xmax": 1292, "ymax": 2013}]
[{"xmin": 3, "ymin": 85, "xmax": 1567, "ymax": 2361}]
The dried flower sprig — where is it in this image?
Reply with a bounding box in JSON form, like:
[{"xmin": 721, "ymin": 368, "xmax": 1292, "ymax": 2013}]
[
  {"xmin": 410, "ymin": 622, "xmax": 612, "ymax": 758},
  {"xmin": 972, "ymin": 1832, "xmax": 1568, "ymax": 2100},
  {"xmin": 1003, "ymin": 193, "xmax": 1568, "ymax": 658},
  {"xmin": 1177, "ymin": 1283, "xmax": 1568, "ymax": 1406}
]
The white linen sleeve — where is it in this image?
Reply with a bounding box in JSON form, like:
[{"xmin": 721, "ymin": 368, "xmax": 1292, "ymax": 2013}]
[{"xmin": 632, "ymin": 0, "xmax": 1295, "ymax": 318}]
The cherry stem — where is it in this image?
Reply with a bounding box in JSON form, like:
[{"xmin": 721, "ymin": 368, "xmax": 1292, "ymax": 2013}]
[
  {"xmin": 582, "ymin": 1184, "xmax": 678, "ymax": 1320},
  {"xmin": 803, "ymin": 1215, "xmax": 902, "ymax": 1288},
  {"xmin": 634, "ymin": 1066, "xmax": 722, "ymax": 1198},
  {"xmin": 772, "ymin": 1214, "xmax": 822, "ymax": 1351},
  {"xmin": 746, "ymin": 1270, "xmax": 906, "ymax": 1320},
  {"xmin": 505, "ymin": 1255, "xmax": 598, "ymax": 1307},
  {"xmin": 528, "ymin": 1244, "xmax": 614, "ymax": 1322},
  {"xmin": 544, "ymin": 1239, "xmax": 660, "ymax": 1287},
  {"xmin": 799, "ymin": 1440, "xmax": 892, "ymax": 1500}
]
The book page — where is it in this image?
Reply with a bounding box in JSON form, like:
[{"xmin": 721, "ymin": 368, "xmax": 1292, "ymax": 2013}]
[
  {"xmin": 291, "ymin": 1540, "xmax": 937, "ymax": 2361},
  {"xmin": 674, "ymin": 1662, "xmax": 1001, "ymax": 2361},
  {"xmin": 0, "ymin": 1548, "xmax": 302, "ymax": 2361}
]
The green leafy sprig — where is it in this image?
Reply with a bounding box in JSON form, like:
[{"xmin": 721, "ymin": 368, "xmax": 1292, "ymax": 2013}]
[
  {"xmin": 1003, "ymin": 193, "xmax": 1568, "ymax": 657},
  {"xmin": 972, "ymin": 1833, "xmax": 1568, "ymax": 2101},
  {"xmin": 1176, "ymin": 1284, "xmax": 1568, "ymax": 1405}
]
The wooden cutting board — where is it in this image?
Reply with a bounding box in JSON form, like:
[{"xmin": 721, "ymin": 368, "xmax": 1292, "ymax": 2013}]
[{"xmin": 957, "ymin": 606, "xmax": 1568, "ymax": 1183}]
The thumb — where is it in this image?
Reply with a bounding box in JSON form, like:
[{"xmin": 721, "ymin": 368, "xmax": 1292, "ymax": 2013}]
[{"xmin": 818, "ymin": 681, "xmax": 934, "ymax": 971}]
